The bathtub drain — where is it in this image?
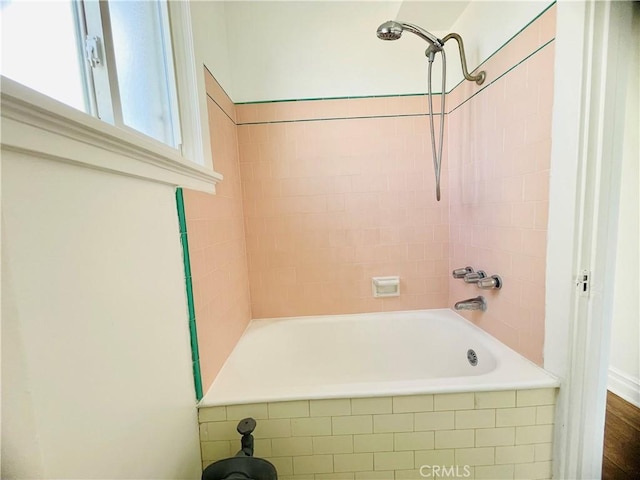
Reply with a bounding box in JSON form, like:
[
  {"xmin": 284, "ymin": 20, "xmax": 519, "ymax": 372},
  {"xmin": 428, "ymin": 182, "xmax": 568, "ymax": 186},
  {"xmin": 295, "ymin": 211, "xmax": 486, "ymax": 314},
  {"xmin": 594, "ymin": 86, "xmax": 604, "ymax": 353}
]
[{"xmin": 467, "ymin": 349, "xmax": 478, "ymax": 366}]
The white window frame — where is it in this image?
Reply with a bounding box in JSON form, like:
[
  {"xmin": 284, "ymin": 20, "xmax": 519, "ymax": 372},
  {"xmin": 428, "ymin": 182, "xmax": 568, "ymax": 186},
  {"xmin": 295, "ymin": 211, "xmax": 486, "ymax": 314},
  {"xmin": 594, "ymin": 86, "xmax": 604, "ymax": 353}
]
[
  {"xmin": 167, "ymin": 0, "xmax": 208, "ymax": 170},
  {"xmin": 82, "ymin": 0, "xmax": 124, "ymax": 126},
  {"xmin": 0, "ymin": 0, "xmax": 221, "ymax": 192}
]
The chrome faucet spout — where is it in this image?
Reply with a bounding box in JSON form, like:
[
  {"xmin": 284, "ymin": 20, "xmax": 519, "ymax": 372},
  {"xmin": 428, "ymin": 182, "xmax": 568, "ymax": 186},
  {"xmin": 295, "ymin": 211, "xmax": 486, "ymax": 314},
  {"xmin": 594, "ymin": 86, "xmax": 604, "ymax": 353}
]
[{"xmin": 454, "ymin": 296, "xmax": 487, "ymax": 312}]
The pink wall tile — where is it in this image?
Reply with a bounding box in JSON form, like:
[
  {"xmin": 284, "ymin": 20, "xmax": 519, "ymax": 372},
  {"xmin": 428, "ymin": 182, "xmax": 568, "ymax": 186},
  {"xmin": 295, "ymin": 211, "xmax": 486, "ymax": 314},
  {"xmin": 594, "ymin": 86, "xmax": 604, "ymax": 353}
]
[
  {"xmin": 204, "ymin": 70, "xmax": 236, "ymax": 123},
  {"xmin": 447, "ymin": 33, "xmax": 555, "ymax": 366},
  {"xmin": 538, "ymin": 4, "xmax": 557, "ymax": 45},
  {"xmin": 183, "ymin": 71, "xmax": 251, "ymax": 391},
  {"xmin": 239, "ymin": 110, "xmax": 450, "ymax": 318},
  {"xmin": 448, "ymin": 4, "xmax": 556, "ymax": 113}
]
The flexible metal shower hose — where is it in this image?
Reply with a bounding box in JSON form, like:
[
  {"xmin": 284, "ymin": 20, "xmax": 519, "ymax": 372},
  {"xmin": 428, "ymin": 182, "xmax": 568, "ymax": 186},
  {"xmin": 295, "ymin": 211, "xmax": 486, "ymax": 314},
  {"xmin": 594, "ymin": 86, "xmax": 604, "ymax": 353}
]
[{"xmin": 427, "ymin": 50, "xmax": 446, "ymax": 202}]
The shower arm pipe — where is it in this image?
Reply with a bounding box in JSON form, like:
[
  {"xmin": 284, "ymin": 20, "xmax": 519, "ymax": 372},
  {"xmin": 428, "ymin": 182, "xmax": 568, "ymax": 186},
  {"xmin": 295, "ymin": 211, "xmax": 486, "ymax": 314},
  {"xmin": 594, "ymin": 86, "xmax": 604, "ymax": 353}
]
[{"xmin": 442, "ymin": 33, "xmax": 486, "ymax": 85}]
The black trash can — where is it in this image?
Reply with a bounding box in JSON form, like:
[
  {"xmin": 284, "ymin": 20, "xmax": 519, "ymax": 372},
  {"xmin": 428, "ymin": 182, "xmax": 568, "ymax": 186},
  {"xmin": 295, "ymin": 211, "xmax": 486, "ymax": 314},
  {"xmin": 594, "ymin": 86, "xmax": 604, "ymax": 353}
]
[
  {"xmin": 202, "ymin": 456, "xmax": 277, "ymax": 480},
  {"xmin": 201, "ymin": 417, "xmax": 277, "ymax": 480}
]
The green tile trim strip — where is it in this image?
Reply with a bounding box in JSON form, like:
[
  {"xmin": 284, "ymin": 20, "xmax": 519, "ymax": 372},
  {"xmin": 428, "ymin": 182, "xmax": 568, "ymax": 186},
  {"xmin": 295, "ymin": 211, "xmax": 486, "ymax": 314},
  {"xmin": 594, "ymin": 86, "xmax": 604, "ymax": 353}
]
[
  {"xmin": 235, "ymin": 91, "xmax": 442, "ymax": 105},
  {"xmin": 204, "ymin": 65, "xmax": 235, "ymax": 108},
  {"xmin": 449, "ymin": 0, "xmax": 557, "ymax": 93},
  {"xmin": 206, "ymin": 91, "xmax": 236, "ymax": 125},
  {"xmin": 176, "ymin": 187, "xmax": 203, "ymax": 401},
  {"xmin": 237, "ymin": 40, "xmax": 554, "ymax": 127},
  {"xmin": 448, "ymin": 38, "xmax": 555, "ymax": 114},
  {"xmin": 238, "ymin": 112, "xmax": 436, "ymax": 126}
]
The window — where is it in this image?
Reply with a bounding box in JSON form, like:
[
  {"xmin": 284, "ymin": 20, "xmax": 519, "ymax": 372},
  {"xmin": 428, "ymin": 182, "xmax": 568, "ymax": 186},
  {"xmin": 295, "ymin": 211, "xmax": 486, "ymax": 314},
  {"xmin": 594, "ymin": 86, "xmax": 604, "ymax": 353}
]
[
  {"xmin": 1, "ymin": 0, "xmax": 180, "ymax": 149},
  {"xmin": 0, "ymin": 0, "xmax": 87, "ymax": 112}
]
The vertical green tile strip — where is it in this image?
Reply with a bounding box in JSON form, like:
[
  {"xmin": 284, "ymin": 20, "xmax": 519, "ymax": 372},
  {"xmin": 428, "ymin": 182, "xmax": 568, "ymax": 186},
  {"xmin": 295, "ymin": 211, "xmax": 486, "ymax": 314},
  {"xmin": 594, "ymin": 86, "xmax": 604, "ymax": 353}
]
[{"xmin": 176, "ymin": 187, "xmax": 203, "ymax": 401}]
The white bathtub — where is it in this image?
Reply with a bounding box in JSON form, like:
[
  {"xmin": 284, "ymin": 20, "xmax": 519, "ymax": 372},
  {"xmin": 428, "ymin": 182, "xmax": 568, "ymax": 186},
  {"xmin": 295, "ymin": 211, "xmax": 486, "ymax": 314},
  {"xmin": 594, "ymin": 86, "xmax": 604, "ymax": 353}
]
[{"xmin": 200, "ymin": 309, "xmax": 558, "ymax": 407}]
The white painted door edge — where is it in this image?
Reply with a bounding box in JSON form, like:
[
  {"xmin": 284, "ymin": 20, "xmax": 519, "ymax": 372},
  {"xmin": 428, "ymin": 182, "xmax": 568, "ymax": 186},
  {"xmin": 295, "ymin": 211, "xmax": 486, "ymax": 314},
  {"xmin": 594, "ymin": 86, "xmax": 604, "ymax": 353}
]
[{"xmin": 545, "ymin": 1, "xmax": 633, "ymax": 479}]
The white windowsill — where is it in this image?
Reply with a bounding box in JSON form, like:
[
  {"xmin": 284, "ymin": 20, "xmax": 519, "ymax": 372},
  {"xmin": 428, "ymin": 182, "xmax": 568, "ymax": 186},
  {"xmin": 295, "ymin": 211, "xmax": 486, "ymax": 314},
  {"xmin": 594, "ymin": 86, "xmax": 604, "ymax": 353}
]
[{"xmin": 0, "ymin": 76, "xmax": 223, "ymax": 192}]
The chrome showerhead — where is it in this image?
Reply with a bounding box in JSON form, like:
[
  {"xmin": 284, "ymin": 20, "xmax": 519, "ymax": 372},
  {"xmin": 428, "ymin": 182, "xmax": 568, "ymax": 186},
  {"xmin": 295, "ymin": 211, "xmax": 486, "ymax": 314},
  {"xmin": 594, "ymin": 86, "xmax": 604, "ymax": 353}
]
[
  {"xmin": 376, "ymin": 20, "xmax": 443, "ymax": 49},
  {"xmin": 376, "ymin": 21, "xmax": 403, "ymax": 40}
]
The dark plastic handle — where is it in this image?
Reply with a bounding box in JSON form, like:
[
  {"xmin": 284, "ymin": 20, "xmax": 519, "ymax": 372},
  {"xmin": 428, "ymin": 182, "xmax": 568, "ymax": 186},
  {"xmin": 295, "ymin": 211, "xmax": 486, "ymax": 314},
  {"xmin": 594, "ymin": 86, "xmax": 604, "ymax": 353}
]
[{"xmin": 237, "ymin": 417, "xmax": 256, "ymax": 435}]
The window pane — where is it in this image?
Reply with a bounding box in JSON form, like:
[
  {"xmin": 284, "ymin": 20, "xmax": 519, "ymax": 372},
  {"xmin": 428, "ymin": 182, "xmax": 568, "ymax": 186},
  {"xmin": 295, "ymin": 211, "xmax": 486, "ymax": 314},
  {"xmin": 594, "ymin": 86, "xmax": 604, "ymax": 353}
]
[
  {"xmin": 0, "ymin": 0, "xmax": 87, "ymax": 112},
  {"xmin": 108, "ymin": 0, "xmax": 179, "ymax": 148}
]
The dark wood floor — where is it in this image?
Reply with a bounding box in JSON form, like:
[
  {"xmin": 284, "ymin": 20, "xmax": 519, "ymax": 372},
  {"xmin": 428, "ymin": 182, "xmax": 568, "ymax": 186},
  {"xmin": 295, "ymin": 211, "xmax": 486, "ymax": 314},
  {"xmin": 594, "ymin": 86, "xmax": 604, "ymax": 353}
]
[{"xmin": 602, "ymin": 391, "xmax": 640, "ymax": 480}]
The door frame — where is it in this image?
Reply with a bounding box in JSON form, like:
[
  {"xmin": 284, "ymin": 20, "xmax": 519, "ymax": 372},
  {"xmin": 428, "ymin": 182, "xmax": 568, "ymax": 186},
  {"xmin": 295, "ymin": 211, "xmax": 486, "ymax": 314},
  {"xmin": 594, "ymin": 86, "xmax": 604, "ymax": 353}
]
[{"xmin": 545, "ymin": 1, "xmax": 633, "ymax": 478}]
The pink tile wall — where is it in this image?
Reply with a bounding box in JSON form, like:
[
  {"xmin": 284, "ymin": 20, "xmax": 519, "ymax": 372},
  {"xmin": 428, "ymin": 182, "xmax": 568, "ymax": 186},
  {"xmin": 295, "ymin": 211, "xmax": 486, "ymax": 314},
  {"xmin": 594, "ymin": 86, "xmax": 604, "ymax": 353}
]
[
  {"xmin": 447, "ymin": 6, "xmax": 556, "ymax": 365},
  {"xmin": 184, "ymin": 4, "xmax": 555, "ymax": 383},
  {"xmin": 182, "ymin": 72, "xmax": 251, "ymax": 390},
  {"xmin": 238, "ymin": 95, "xmax": 450, "ymax": 318}
]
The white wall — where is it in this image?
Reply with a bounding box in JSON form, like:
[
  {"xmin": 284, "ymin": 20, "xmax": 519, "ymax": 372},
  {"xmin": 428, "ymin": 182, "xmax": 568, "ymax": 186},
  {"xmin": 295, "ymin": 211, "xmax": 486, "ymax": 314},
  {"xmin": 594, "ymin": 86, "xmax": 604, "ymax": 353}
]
[
  {"xmin": 1, "ymin": 153, "xmax": 202, "ymax": 479},
  {"xmin": 185, "ymin": 0, "xmax": 234, "ymax": 172},
  {"xmin": 190, "ymin": 0, "xmax": 233, "ymax": 93},
  {"xmin": 224, "ymin": 0, "xmax": 406, "ymax": 102},
  {"xmin": 447, "ymin": 1, "xmax": 553, "ymax": 91},
  {"xmin": 608, "ymin": 4, "xmax": 640, "ymax": 407},
  {"xmin": 210, "ymin": 0, "xmax": 552, "ymax": 103}
]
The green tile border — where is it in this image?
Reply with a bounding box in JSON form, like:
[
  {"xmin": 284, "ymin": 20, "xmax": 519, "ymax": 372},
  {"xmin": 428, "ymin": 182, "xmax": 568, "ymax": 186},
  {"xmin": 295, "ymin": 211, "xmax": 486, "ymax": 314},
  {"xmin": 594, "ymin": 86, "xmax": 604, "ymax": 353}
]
[
  {"xmin": 236, "ymin": 34, "xmax": 555, "ymax": 126},
  {"xmin": 204, "ymin": 65, "xmax": 234, "ymax": 107},
  {"xmin": 235, "ymin": 91, "xmax": 440, "ymax": 105},
  {"xmin": 238, "ymin": 112, "xmax": 433, "ymax": 126},
  {"xmin": 451, "ymin": 0, "xmax": 556, "ymax": 92},
  {"xmin": 176, "ymin": 187, "xmax": 203, "ymax": 401},
  {"xmin": 448, "ymin": 38, "xmax": 555, "ymax": 114},
  {"xmin": 206, "ymin": 91, "xmax": 236, "ymax": 125}
]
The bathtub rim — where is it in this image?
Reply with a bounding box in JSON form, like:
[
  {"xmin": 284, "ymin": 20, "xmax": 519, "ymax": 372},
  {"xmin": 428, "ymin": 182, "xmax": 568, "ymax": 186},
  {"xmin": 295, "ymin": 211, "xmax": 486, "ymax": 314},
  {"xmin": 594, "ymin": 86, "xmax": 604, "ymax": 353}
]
[{"xmin": 199, "ymin": 308, "xmax": 559, "ymax": 408}]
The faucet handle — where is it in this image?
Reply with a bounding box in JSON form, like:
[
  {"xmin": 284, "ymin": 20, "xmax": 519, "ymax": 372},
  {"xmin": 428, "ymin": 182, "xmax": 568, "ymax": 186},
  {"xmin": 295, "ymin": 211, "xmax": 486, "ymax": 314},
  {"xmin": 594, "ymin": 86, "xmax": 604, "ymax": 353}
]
[
  {"xmin": 464, "ymin": 270, "xmax": 486, "ymax": 283},
  {"xmin": 478, "ymin": 275, "xmax": 502, "ymax": 290},
  {"xmin": 452, "ymin": 266, "xmax": 474, "ymax": 279}
]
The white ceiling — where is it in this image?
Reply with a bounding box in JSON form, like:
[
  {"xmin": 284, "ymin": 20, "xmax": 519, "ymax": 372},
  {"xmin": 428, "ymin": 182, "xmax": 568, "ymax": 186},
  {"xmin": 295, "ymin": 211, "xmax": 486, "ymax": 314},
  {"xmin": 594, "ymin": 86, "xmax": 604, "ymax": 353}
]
[{"xmin": 396, "ymin": 1, "xmax": 472, "ymax": 30}]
